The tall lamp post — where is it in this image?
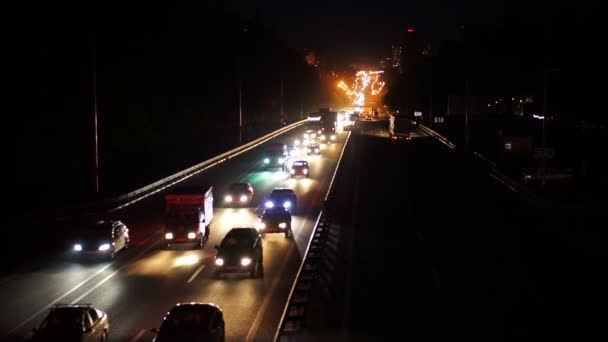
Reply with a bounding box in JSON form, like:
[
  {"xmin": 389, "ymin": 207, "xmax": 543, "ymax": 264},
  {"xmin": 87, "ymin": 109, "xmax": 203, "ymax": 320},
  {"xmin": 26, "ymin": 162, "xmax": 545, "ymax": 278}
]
[
  {"xmin": 92, "ymin": 42, "xmax": 99, "ymax": 194},
  {"xmin": 540, "ymin": 68, "xmax": 560, "ymax": 187}
]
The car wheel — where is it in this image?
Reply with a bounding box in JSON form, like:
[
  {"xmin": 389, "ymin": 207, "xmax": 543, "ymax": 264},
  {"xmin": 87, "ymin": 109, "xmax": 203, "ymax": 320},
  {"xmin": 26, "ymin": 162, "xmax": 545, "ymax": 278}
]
[
  {"xmin": 100, "ymin": 330, "xmax": 108, "ymax": 342},
  {"xmin": 250, "ymin": 266, "xmax": 256, "ymax": 278}
]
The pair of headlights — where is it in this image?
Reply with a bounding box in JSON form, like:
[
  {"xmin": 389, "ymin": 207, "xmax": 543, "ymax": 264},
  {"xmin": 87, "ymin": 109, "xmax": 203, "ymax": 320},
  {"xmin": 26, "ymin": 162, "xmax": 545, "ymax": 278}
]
[
  {"xmin": 225, "ymin": 195, "xmax": 248, "ymax": 203},
  {"xmin": 215, "ymin": 257, "xmax": 252, "ymax": 266},
  {"xmin": 165, "ymin": 232, "xmax": 197, "ymax": 240},
  {"xmin": 73, "ymin": 243, "xmax": 111, "ymax": 252}
]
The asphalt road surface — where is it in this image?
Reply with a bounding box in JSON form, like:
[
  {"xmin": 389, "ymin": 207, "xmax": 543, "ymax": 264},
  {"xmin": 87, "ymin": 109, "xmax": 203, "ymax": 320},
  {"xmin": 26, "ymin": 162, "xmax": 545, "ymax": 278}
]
[
  {"xmin": 1, "ymin": 126, "xmax": 348, "ymax": 341},
  {"xmin": 308, "ymin": 120, "xmax": 606, "ymax": 341}
]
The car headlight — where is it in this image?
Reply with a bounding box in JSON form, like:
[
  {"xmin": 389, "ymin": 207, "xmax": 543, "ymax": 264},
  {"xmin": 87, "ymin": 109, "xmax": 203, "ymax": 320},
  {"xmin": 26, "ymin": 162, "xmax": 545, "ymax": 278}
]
[
  {"xmin": 279, "ymin": 223, "xmax": 287, "ymax": 229},
  {"xmin": 224, "ymin": 195, "xmax": 233, "ymax": 202},
  {"xmin": 165, "ymin": 232, "xmax": 174, "ymax": 240},
  {"xmin": 98, "ymin": 243, "xmax": 111, "ymax": 251},
  {"xmin": 315, "ymin": 148, "xmax": 320, "ymax": 153},
  {"xmin": 320, "ymin": 135, "xmax": 326, "ymax": 140},
  {"xmin": 295, "ymin": 139, "xmax": 300, "ymax": 145},
  {"xmin": 303, "ymin": 169, "xmax": 308, "ymax": 174},
  {"xmin": 264, "ymin": 158, "xmax": 270, "ymax": 164},
  {"xmin": 311, "ymin": 133, "xmax": 316, "ymax": 138},
  {"xmin": 265, "ymin": 201, "xmax": 274, "ymax": 208},
  {"xmin": 278, "ymin": 158, "xmax": 284, "ymax": 164},
  {"xmin": 257, "ymin": 222, "xmax": 265, "ymax": 229},
  {"xmin": 304, "ymin": 133, "xmax": 309, "ymax": 138},
  {"xmin": 240, "ymin": 195, "xmax": 248, "ymax": 202},
  {"xmin": 307, "ymin": 149, "xmax": 311, "ymax": 153},
  {"xmin": 291, "ymin": 169, "xmax": 295, "ymax": 174},
  {"xmin": 283, "ymin": 201, "xmax": 291, "ymax": 208},
  {"xmin": 241, "ymin": 257, "xmax": 252, "ymax": 266},
  {"xmin": 331, "ymin": 135, "xmax": 336, "ymax": 140},
  {"xmin": 73, "ymin": 244, "xmax": 82, "ymax": 252},
  {"xmin": 187, "ymin": 232, "xmax": 196, "ymax": 239},
  {"xmin": 215, "ymin": 258, "xmax": 224, "ymax": 266}
]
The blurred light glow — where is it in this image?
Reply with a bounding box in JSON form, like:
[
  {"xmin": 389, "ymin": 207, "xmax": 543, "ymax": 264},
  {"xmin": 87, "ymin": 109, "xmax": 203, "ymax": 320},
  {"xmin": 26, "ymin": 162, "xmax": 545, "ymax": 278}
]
[
  {"xmin": 175, "ymin": 254, "xmax": 199, "ymax": 266},
  {"xmin": 240, "ymin": 257, "xmax": 252, "ymax": 266},
  {"xmin": 187, "ymin": 232, "xmax": 196, "ymax": 239},
  {"xmin": 73, "ymin": 244, "xmax": 82, "ymax": 252},
  {"xmin": 165, "ymin": 232, "xmax": 174, "ymax": 240}
]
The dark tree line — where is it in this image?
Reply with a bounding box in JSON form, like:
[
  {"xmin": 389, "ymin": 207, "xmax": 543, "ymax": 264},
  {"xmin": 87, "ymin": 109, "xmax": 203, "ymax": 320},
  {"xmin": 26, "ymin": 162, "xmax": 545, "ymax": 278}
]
[
  {"xmin": 9, "ymin": 0, "xmax": 321, "ymax": 208},
  {"xmin": 385, "ymin": 6, "xmax": 603, "ymax": 123}
]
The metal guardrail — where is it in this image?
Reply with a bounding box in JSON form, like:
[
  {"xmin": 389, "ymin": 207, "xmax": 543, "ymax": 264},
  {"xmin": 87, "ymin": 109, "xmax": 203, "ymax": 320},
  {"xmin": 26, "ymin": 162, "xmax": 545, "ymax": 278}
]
[
  {"xmin": 274, "ymin": 131, "xmax": 352, "ymax": 341},
  {"xmin": 33, "ymin": 120, "xmax": 307, "ymax": 221},
  {"xmin": 418, "ymin": 123, "xmax": 545, "ymax": 207}
]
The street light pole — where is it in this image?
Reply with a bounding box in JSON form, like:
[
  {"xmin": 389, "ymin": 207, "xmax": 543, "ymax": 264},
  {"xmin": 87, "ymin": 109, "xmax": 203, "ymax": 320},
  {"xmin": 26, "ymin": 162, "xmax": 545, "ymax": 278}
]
[
  {"xmin": 280, "ymin": 78, "xmax": 284, "ymax": 124},
  {"xmin": 238, "ymin": 79, "xmax": 243, "ymax": 144},
  {"xmin": 92, "ymin": 43, "xmax": 99, "ymax": 194}
]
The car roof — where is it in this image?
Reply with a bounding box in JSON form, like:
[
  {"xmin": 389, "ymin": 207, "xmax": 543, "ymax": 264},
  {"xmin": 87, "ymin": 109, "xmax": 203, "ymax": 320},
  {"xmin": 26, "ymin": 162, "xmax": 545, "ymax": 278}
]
[
  {"xmin": 224, "ymin": 227, "xmax": 258, "ymax": 238},
  {"xmin": 171, "ymin": 302, "xmax": 222, "ymax": 313},
  {"xmin": 270, "ymin": 188, "xmax": 295, "ymax": 194}
]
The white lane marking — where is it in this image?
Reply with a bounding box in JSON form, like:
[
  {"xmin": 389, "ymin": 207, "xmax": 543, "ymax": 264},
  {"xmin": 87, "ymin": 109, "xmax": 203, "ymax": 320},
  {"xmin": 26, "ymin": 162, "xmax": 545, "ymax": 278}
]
[
  {"xmin": 129, "ymin": 328, "xmax": 147, "ymax": 342},
  {"xmin": 6, "ymin": 232, "xmax": 161, "ymax": 336},
  {"xmin": 248, "ymin": 208, "xmax": 310, "ymax": 341},
  {"xmin": 6, "ymin": 264, "xmax": 112, "ymax": 335},
  {"xmin": 246, "ymin": 242, "xmax": 294, "ymax": 342},
  {"xmin": 69, "ymin": 236, "xmax": 163, "ymax": 304},
  {"xmin": 187, "ymin": 264, "xmax": 206, "ymax": 283},
  {"xmin": 70, "ymin": 269, "xmax": 120, "ymax": 304}
]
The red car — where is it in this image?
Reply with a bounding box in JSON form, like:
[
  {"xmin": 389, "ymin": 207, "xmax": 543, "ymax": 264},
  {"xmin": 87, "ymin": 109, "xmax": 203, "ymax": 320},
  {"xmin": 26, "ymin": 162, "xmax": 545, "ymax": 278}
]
[{"xmin": 290, "ymin": 160, "xmax": 309, "ymax": 178}]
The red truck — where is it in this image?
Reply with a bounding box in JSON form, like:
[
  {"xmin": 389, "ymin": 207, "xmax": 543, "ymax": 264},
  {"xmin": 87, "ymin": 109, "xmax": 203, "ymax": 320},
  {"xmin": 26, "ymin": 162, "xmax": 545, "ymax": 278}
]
[{"xmin": 164, "ymin": 186, "xmax": 214, "ymax": 248}]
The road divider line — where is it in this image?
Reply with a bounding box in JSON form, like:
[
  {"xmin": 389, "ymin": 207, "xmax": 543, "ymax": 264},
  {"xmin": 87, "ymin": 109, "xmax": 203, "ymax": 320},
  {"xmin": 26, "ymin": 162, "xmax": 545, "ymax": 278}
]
[
  {"xmin": 6, "ymin": 232, "xmax": 161, "ymax": 337},
  {"xmin": 70, "ymin": 270, "xmax": 120, "ymax": 304},
  {"xmin": 187, "ymin": 264, "xmax": 206, "ymax": 283},
  {"xmin": 129, "ymin": 329, "xmax": 147, "ymax": 342},
  {"xmin": 246, "ymin": 241, "xmax": 295, "ymax": 342},
  {"xmin": 6, "ymin": 264, "xmax": 112, "ymax": 335}
]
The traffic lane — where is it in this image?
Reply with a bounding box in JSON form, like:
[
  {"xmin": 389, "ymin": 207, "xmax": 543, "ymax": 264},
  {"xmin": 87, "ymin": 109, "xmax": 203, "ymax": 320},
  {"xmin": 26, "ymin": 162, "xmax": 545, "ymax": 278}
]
[
  {"xmin": 93, "ymin": 214, "xmax": 305, "ymax": 341},
  {"xmin": 4, "ymin": 128, "xmax": 347, "ymax": 340},
  {"xmin": 342, "ymin": 133, "xmax": 602, "ymax": 340}
]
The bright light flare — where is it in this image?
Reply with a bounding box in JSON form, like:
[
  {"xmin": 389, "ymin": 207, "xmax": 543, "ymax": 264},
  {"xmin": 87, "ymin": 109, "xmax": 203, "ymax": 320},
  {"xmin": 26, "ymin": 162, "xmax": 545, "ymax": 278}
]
[{"xmin": 174, "ymin": 254, "xmax": 200, "ymax": 266}]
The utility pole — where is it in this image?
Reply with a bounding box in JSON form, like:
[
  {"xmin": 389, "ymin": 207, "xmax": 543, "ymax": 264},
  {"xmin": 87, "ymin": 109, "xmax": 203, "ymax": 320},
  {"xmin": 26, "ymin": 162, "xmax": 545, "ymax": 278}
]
[
  {"xmin": 464, "ymin": 78, "xmax": 470, "ymax": 153},
  {"xmin": 92, "ymin": 42, "xmax": 99, "ymax": 194},
  {"xmin": 238, "ymin": 79, "xmax": 243, "ymax": 144},
  {"xmin": 540, "ymin": 70, "xmax": 548, "ymax": 187},
  {"xmin": 280, "ymin": 78, "xmax": 284, "ymax": 125}
]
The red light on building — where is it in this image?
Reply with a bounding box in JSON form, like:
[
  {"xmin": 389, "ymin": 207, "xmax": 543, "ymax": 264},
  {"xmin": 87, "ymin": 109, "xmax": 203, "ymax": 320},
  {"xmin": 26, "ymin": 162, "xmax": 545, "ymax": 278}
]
[{"xmin": 407, "ymin": 28, "xmax": 414, "ymax": 32}]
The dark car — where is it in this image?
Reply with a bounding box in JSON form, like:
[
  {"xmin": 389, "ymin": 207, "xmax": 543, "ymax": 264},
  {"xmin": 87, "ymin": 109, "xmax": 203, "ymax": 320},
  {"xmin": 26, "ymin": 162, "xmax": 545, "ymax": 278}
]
[
  {"xmin": 257, "ymin": 207, "xmax": 292, "ymax": 238},
  {"xmin": 71, "ymin": 221, "xmax": 129, "ymax": 259},
  {"xmin": 213, "ymin": 228, "xmax": 263, "ymax": 278},
  {"xmin": 151, "ymin": 303, "xmax": 225, "ymax": 342},
  {"xmin": 223, "ymin": 183, "xmax": 254, "ymax": 207},
  {"xmin": 31, "ymin": 304, "xmax": 109, "ymax": 342},
  {"xmin": 306, "ymin": 143, "xmax": 321, "ymax": 155},
  {"xmin": 290, "ymin": 160, "xmax": 309, "ymax": 178},
  {"xmin": 264, "ymin": 188, "xmax": 297, "ymax": 211},
  {"xmin": 262, "ymin": 142, "xmax": 287, "ymax": 169}
]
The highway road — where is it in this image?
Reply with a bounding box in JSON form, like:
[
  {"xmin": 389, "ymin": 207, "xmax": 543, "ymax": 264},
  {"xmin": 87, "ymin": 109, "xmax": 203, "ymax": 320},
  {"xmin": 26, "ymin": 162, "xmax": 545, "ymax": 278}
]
[
  {"xmin": 304, "ymin": 120, "xmax": 606, "ymax": 341},
  {"xmin": 1, "ymin": 126, "xmax": 348, "ymax": 341}
]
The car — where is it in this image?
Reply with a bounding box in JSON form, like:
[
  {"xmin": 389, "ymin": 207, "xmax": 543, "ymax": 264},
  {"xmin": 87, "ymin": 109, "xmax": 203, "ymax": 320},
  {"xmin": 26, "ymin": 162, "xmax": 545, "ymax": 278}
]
[
  {"xmin": 257, "ymin": 207, "xmax": 293, "ymax": 238},
  {"xmin": 306, "ymin": 143, "xmax": 321, "ymax": 155},
  {"xmin": 151, "ymin": 303, "xmax": 225, "ymax": 342},
  {"xmin": 290, "ymin": 160, "xmax": 309, "ymax": 178},
  {"xmin": 303, "ymin": 129, "xmax": 317, "ymax": 139},
  {"xmin": 213, "ymin": 228, "xmax": 263, "ymax": 278},
  {"xmin": 71, "ymin": 221, "xmax": 129, "ymax": 259},
  {"xmin": 318, "ymin": 131, "xmax": 336, "ymax": 143},
  {"xmin": 286, "ymin": 144, "xmax": 300, "ymax": 158},
  {"xmin": 262, "ymin": 142, "xmax": 287, "ymax": 170},
  {"xmin": 31, "ymin": 304, "xmax": 109, "ymax": 342},
  {"xmin": 265, "ymin": 188, "xmax": 297, "ymax": 211},
  {"xmin": 223, "ymin": 183, "xmax": 254, "ymax": 207}
]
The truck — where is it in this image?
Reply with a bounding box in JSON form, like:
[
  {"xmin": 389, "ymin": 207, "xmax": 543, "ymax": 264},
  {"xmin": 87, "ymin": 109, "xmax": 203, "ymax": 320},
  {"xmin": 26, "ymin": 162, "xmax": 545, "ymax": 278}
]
[
  {"xmin": 389, "ymin": 115, "xmax": 413, "ymax": 141},
  {"xmin": 262, "ymin": 142, "xmax": 287, "ymax": 169},
  {"xmin": 164, "ymin": 186, "xmax": 213, "ymax": 248}
]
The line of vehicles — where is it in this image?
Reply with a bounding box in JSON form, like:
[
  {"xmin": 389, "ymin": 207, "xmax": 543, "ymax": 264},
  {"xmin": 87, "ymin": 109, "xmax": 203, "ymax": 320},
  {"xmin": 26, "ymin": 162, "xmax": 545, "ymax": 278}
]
[{"xmin": 30, "ymin": 115, "xmax": 340, "ymax": 342}]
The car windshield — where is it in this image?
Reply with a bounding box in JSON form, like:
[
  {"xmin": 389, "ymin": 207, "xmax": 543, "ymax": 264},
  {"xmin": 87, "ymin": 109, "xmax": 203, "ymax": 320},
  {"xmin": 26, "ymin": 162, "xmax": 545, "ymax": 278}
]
[
  {"xmin": 270, "ymin": 190, "xmax": 293, "ymax": 198},
  {"xmin": 220, "ymin": 232, "xmax": 253, "ymax": 250},
  {"xmin": 167, "ymin": 212, "xmax": 198, "ymax": 224},
  {"xmin": 228, "ymin": 184, "xmax": 248, "ymax": 192},
  {"xmin": 43, "ymin": 309, "xmax": 83, "ymax": 332},
  {"xmin": 293, "ymin": 161, "xmax": 307, "ymax": 167},
  {"xmin": 160, "ymin": 307, "xmax": 212, "ymax": 331},
  {"xmin": 80, "ymin": 229, "xmax": 108, "ymax": 240}
]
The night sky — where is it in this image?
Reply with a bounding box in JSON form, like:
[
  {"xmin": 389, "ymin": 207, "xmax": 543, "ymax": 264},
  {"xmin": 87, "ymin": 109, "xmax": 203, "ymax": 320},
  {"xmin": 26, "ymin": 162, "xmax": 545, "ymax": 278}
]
[{"xmin": 218, "ymin": 0, "xmax": 566, "ymax": 68}]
